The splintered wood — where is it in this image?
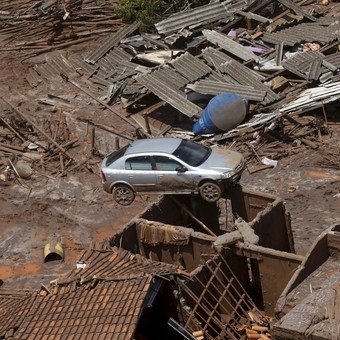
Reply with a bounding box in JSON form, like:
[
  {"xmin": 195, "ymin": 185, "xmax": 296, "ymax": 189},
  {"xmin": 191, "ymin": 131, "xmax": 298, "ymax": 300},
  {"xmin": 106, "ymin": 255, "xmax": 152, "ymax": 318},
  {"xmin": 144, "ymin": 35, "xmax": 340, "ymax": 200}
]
[
  {"xmin": 0, "ymin": 0, "xmax": 121, "ymax": 56},
  {"xmin": 237, "ymin": 310, "xmax": 273, "ymax": 340},
  {"xmin": 0, "ymin": 97, "xmax": 89, "ymax": 182},
  {"xmin": 234, "ymin": 113, "xmax": 330, "ymax": 173}
]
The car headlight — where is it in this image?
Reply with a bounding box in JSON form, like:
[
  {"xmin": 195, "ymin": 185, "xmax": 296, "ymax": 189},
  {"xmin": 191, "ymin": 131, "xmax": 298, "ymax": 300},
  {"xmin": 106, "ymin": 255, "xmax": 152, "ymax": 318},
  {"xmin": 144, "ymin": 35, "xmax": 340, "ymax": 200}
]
[{"xmin": 221, "ymin": 171, "xmax": 235, "ymax": 179}]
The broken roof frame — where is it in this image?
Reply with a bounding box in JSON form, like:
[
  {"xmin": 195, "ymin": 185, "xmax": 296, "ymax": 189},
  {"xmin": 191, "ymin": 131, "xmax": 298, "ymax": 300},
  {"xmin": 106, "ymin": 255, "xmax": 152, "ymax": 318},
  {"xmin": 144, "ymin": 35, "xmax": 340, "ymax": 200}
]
[{"xmin": 30, "ymin": 0, "xmax": 340, "ymax": 139}]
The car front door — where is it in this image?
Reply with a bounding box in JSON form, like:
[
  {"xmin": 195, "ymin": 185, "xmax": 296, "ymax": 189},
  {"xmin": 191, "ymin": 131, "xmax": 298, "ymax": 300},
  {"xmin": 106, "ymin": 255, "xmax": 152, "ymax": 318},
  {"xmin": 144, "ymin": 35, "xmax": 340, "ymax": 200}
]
[
  {"xmin": 124, "ymin": 156, "xmax": 156, "ymax": 192},
  {"xmin": 152, "ymin": 155, "xmax": 194, "ymax": 192}
]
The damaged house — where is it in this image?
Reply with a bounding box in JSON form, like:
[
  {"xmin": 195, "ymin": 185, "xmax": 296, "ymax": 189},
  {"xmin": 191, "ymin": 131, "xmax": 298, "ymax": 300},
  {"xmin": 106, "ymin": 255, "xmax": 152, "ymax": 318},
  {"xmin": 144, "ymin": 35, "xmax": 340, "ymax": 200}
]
[
  {"xmin": 1, "ymin": 186, "xmax": 338, "ymax": 339},
  {"xmin": 0, "ymin": 187, "xmax": 297, "ymax": 339}
]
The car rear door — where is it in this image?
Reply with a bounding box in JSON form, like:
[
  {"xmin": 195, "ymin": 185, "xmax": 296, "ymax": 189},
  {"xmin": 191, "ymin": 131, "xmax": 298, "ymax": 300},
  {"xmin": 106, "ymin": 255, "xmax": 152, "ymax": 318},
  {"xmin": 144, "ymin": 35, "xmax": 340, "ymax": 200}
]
[
  {"xmin": 124, "ymin": 156, "xmax": 157, "ymax": 192},
  {"xmin": 152, "ymin": 155, "xmax": 194, "ymax": 192}
]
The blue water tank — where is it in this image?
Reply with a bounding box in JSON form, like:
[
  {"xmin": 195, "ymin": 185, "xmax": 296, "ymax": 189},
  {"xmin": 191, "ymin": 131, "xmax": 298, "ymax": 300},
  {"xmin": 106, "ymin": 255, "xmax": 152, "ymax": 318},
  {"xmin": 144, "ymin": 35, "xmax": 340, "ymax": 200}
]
[{"xmin": 193, "ymin": 93, "xmax": 248, "ymax": 135}]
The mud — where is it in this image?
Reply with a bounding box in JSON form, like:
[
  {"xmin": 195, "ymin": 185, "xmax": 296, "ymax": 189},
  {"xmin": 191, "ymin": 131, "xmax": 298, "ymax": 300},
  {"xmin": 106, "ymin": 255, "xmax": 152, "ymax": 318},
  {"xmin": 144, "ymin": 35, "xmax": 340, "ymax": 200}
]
[
  {"xmin": 241, "ymin": 139, "xmax": 340, "ymax": 255},
  {"xmin": 0, "ymin": 47, "xmax": 339, "ymax": 291}
]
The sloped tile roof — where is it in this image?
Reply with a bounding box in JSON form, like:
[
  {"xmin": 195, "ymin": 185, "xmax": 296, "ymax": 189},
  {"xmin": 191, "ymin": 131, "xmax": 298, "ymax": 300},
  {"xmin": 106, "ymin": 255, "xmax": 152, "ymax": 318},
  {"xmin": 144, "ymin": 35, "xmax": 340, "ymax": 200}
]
[
  {"xmin": 0, "ymin": 248, "xmax": 181, "ymax": 339},
  {"xmin": 0, "ymin": 291, "xmax": 35, "ymax": 338},
  {"xmin": 61, "ymin": 247, "xmax": 180, "ymax": 283}
]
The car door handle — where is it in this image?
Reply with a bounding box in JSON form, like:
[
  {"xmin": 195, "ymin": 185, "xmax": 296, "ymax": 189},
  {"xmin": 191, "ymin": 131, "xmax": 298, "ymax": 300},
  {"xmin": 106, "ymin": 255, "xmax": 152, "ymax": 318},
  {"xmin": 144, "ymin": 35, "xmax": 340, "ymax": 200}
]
[{"xmin": 157, "ymin": 175, "xmax": 164, "ymax": 178}]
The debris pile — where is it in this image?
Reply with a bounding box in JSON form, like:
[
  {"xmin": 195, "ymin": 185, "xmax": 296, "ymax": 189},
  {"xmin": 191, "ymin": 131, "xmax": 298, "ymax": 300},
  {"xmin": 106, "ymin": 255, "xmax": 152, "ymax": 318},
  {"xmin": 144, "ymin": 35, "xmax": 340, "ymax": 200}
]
[
  {"xmin": 19, "ymin": 0, "xmax": 339, "ymax": 166},
  {"xmin": 238, "ymin": 310, "xmax": 273, "ymax": 340},
  {"xmin": 0, "ymin": 0, "xmax": 121, "ymax": 56},
  {"xmin": 229, "ymin": 112, "xmax": 330, "ymax": 172},
  {"xmin": 0, "ymin": 96, "xmax": 92, "ymax": 185},
  {"xmin": 0, "ymin": 0, "xmax": 339, "ymax": 182}
]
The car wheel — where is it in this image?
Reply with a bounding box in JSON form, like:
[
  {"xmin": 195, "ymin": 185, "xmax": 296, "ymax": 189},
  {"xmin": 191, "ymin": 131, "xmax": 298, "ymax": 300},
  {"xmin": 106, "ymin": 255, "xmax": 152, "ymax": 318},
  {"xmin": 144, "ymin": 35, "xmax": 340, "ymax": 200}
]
[
  {"xmin": 199, "ymin": 182, "xmax": 222, "ymax": 202},
  {"xmin": 113, "ymin": 185, "xmax": 135, "ymax": 206}
]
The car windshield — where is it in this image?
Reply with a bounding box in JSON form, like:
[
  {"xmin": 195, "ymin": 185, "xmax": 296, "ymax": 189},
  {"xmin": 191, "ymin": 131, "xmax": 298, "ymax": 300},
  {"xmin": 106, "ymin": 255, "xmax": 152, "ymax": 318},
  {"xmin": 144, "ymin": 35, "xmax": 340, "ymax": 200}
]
[{"xmin": 172, "ymin": 140, "xmax": 211, "ymax": 167}]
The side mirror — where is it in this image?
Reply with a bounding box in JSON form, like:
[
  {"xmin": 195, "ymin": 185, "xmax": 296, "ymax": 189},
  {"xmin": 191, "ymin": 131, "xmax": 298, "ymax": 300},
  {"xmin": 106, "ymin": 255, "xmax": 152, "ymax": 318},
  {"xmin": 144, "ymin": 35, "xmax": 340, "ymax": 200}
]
[{"xmin": 176, "ymin": 165, "xmax": 187, "ymax": 173}]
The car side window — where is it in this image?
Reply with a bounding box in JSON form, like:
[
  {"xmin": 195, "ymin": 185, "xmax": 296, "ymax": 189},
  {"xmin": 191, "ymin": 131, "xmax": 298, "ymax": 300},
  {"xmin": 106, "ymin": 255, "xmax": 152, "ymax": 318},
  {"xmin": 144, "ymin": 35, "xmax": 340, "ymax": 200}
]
[
  {"xmin": 152, "ymin": 156, "xmax": 181, "ymax": 171},
  {"xmin": 125, "ymin": 156, "xmax": 152, "ymax": 170}
]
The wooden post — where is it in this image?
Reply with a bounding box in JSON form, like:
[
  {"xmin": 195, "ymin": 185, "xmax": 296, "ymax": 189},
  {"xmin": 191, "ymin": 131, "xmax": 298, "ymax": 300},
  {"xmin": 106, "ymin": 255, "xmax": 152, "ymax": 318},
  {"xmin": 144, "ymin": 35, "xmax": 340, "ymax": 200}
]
[
  {"xmin": 91, "ymin": 126, "xmax": 95, "ymax": 155},
  {"xmin": 144, "ymin": 114, "xmax": 151, "ymax": 135}
]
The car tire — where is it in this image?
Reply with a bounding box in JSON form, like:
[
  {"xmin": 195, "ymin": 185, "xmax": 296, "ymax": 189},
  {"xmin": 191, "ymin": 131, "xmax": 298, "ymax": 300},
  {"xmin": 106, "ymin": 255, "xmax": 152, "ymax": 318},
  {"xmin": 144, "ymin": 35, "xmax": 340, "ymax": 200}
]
[
  {"xmin": 199, "ymin": 182, "xmax": 222, "ymax": 203},
  {"xmin": 113, "ymin": 184, "xmax": 135, "ymax": 206}
]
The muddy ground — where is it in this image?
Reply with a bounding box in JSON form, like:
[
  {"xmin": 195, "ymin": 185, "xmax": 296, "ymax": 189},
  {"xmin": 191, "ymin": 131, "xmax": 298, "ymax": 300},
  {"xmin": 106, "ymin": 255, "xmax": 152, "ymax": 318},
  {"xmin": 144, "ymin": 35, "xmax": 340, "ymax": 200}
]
[{"xmin": 0, "ymin": 47, "xmax": 339, "ymax": 291}]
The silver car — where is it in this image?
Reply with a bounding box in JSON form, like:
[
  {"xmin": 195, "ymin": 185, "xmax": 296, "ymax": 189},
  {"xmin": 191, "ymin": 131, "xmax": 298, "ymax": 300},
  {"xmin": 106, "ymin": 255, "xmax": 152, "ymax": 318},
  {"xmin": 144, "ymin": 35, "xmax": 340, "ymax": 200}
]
[{"xmin": 101, "ymin": 137, "xmax": 245, "ymax": 205}]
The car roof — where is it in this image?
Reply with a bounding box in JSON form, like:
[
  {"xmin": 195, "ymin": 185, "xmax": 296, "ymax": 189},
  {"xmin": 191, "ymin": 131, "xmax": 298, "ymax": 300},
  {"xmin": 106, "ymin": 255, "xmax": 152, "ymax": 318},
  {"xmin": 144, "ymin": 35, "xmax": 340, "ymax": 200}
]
[{"xmin": 125, "ymin": 138, "xmax": 182, "ymax": 155}]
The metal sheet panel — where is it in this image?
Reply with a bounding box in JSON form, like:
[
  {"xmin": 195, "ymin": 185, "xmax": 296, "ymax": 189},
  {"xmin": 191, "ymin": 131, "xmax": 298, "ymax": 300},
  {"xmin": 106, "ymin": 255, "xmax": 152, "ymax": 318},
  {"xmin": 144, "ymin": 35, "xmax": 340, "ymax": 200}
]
[
  {"xmin": 84, "ymin": 23, "xmax": 139, "ymax": 64},
  {"xmin": 136, "ymin": 71, "xmax": 202, "ymax": 118},
  {"xmin": 219, "ymin": 60, "xmax": 279, "ymax": 103},
  {"xmin": 155, "ymin": 1, "xmax": 234, "ymax": 35},
  {"xmin": 203, "ymin": 29, "xmax": 260, "ymax": 62},
  {"xmin": 307, "ymin": 60, "xmax": 322, "ymax": 81},
  {"xmin": 282, "ymin": 51, "xmax": 325, "ymax": 79},
  {"xmin": 262, "ymin": 22, "xmax": 340, "ymax": 46},
  {"xmin": 324, "ymin": 52, "xmax": 340, "ymax": 69},
  {"xmin": 278, "ymin": 0, "xmax": 317, "ymax": 22},
  {"xmin": 202, "ymin": 47, "xmax": 232, "ymax": 68},
  {"xmin": 170, "ymin": 52, "xmax": 213, "ymax": 82},
  {"xmin": 186, "ymin": 80, "xmax": 267, "ymax": 101}
]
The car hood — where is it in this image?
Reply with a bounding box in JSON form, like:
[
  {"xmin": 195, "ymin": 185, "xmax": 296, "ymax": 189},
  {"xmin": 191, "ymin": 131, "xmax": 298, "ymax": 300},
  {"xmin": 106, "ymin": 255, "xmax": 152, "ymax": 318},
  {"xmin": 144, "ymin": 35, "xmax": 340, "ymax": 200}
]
[{"xmin": 199, "ymin": 148, "xmax": 243, "ymax": 171}]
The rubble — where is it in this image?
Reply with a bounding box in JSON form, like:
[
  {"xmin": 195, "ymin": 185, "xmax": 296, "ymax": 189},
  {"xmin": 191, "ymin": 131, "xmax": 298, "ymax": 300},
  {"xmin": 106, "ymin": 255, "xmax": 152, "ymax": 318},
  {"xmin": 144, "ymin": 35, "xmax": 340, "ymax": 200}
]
[
  {"xmin": 0, "ymin": 0, "xmax": 122, "ymax": 57},
  {"xmin": 0, "ymin": 0, "xmax": 338, "ymax": 182},
  {"xmin": 0, "ymin": 0, "xmax": 339, "ymax": 339},
  {"xmin": 7, "ymin": 0, "xmax": 335, "ymax": 172}
]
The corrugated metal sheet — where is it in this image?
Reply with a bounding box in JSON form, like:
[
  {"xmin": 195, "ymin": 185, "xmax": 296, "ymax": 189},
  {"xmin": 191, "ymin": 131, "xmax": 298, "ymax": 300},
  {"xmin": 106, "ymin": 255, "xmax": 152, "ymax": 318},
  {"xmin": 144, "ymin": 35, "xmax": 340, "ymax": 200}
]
[
  {"xmin": 307, "ymin": 60, "xmax": 322, "ymax": 81},
  {"xmin": 122, "ymin": 82, "xmax": 146, "ymax": 96},
  {"xmin": 84, "ymin": 23, "xmax": 139, "ymax": 64},
  {"xmin": 148, "ymin": 66, "xmax": 189, "ymax": 90},
  {"xmin": 235, "ymin": 10, "xmax": 271, "ymax": 24},
  {"xmin": 155, "ymin": 1, "xmax": 234, "ymax": 35},
  {"xmin": 282, "ymin": 51, "xmax": 325, "ymax": 79},
  {"xmin": 262, "ymin": 22, "xmax": 339, "ymax": 46},
  {"xmin": 203, "ymin": 29, "xmax": 260, "ymax": 62},
  {"xmin": 219, "ymin": 60, "xmax": 280, "ymax": 103},
  {"xmin": 323, "ymin": 52, "xmax": 340, "ymax": 69},
  {"xmin": 206, "ymin": 71, "xmax": 234, "ymax": 83},
  {"xmin": 97, "ymin": 53, "xmax": 137, "ymax": 77},
  {"xmin": 202, "ymin": 47, "xmax": 232, "ymax": 68},
  {"xmin": 266, "ymin": 12, "xmax": 303, "ymax": 33},
  {"xmin": 186, "ymin": 80, "xmax": 267, "ymax": 101},
  {"xmin": 170, "ymin": 52, "xmax": 213, "ymax": 82},
  {"xmin": 102, "ymin": 47, "xmax": 134, "ymax": 67},
  {"xmin": 322, "ymin": 60, "xmax": 338, "ymax": 72},
  {"xmin": 136, "ymin": 70, "xmax": 202, "ymax": 118},
  {"xmin": 331, "ymin": 73, "xmax": 340, "ymax": 83},
  {"xmin": 281, "ymin": 81, "xmax": 340, "ymax": 112},
  {"xmin": 36, "ymin": 54, "xmax": 74, "ymax": 80},
  {"xmin": 278, "ymin": 0, "xmax": 316, "ymax": 22}
]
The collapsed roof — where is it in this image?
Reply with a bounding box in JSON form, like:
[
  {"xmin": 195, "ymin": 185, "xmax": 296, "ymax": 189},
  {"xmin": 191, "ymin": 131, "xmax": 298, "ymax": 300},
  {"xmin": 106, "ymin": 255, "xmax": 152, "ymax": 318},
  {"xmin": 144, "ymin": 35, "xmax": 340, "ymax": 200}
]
[{"xmin": 22, "ymin": 0, "xmax": 340, "ymax": 137}]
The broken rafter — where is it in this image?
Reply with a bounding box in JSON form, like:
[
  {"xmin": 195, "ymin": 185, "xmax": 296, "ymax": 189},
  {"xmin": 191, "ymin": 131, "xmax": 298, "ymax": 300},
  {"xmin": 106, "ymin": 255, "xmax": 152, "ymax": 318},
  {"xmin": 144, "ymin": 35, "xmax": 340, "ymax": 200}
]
[
  {"xmin": 0, "ymin": 0, "xmax": 122, "ymax": 55},
  {"xmin": 63, "ymin": 75, "xmax": 150, "ymax": 137},
  {"xmin": 0, "ymin": 96, "xmax": 74, "ymax": 161},
  {"xmin": 170, "ymin": 196, "xmax": 216, "ymax": 237}
]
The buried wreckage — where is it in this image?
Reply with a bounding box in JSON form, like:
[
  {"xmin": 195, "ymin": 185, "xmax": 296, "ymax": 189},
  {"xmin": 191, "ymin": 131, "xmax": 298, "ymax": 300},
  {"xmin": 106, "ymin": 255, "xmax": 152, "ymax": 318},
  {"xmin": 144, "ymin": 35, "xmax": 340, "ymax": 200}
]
[
  {"xmin": 0, "ymin": 187, "xmax": 339, "ymax": 339},
  {"xmin": 0, "ymin": 0, "xmax": 339, "ymax": 181},
  {"xmin": 0, "ymin": 0, "xmax": 340, "ymax": 339}
]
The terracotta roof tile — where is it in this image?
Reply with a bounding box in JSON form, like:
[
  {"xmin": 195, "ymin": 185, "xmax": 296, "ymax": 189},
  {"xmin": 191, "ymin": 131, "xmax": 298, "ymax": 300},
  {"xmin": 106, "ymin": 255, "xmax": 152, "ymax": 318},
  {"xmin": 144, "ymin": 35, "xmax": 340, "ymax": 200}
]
[{"xmin": 0, "ymin": 248, "xmax": 180, "ymax": 339}]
